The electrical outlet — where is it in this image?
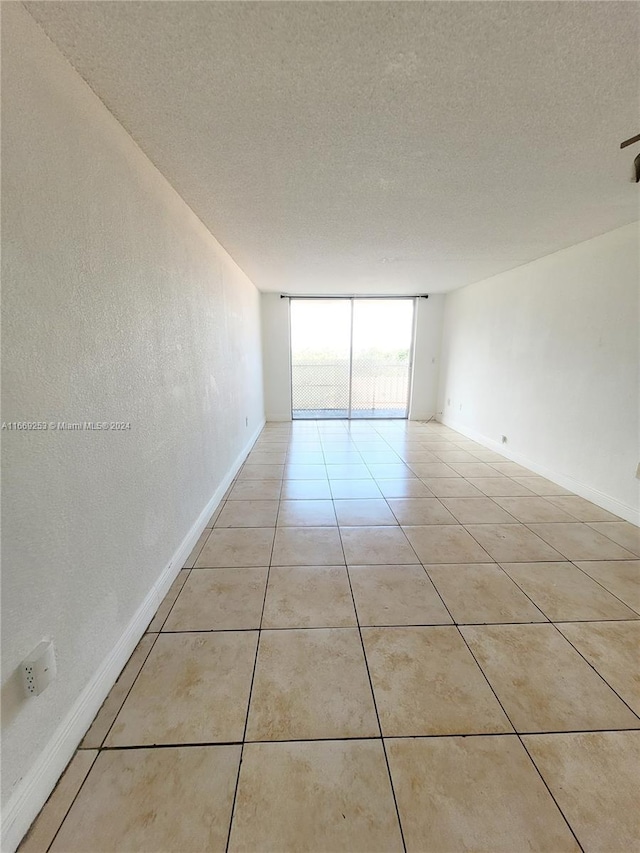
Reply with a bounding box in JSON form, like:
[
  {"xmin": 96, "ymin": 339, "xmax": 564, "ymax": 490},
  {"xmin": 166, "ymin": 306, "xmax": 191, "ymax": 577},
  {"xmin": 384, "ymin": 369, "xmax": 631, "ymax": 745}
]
[
  {"xmin": 23, "ymin": 663, "xmax": 36, "ymax": 695},
  {"xmin": 501, "ymin": 435, "xmax": 508, "ymax": 444},
  {"xmin": 447, "ymin": 398, "xmax": 451, "ymax": 406},
  {"xmin": 22, "ymin": 641, "xmax": 56, "ymax": 697}
]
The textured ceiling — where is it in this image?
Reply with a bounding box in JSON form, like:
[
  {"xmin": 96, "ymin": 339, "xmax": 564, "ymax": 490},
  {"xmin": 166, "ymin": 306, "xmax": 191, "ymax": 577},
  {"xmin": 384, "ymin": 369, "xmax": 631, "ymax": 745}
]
[{"xmin": 25, "ymin": 1, "xmax": 639, "ymax": 294}]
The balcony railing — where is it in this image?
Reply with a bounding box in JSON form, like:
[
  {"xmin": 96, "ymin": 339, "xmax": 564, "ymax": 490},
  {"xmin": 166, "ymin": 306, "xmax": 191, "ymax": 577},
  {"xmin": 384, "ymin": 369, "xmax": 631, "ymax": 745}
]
[{"xmin": 292, "ymin": 360, "xmax": 410, "ymax": 416}]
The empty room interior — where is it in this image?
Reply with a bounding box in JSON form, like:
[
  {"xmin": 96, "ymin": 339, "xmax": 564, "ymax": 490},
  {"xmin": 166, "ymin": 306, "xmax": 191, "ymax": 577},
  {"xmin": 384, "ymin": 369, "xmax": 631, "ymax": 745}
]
[{"xmin": 2, "ymin": 2, "xmax": 640, "ymax": 851}]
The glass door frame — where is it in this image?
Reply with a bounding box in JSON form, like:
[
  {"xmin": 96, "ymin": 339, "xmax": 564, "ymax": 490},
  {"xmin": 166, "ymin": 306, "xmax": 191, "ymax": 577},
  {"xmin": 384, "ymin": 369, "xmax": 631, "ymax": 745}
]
[{"xmin": 288, "ymin": 295, "xmax": 418, "ymax": 420}]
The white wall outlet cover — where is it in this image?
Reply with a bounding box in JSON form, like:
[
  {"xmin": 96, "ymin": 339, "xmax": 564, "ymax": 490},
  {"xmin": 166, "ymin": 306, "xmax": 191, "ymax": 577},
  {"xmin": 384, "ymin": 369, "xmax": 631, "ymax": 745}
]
[{"xmin": 22, "ymin": 641, "xmax": 56, "ymax": 697}]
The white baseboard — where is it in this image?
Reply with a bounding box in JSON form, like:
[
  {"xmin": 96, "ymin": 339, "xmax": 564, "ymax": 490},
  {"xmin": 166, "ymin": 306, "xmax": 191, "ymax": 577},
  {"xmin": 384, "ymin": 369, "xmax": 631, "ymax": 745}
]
[
  {"xmin": 1, "ymin": 419, "xmax": 265, "ymax": 853},
  {"xmin": 439, "ymin": 415, "xmax": 639, "ymax": 525}
]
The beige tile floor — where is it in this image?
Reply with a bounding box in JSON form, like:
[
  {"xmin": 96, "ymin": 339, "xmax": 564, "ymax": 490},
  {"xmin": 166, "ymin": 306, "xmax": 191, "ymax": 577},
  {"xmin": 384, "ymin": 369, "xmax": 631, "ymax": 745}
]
[{"xmin": 20, "ymin": 420, "xmax": 640, "ymax": 852}]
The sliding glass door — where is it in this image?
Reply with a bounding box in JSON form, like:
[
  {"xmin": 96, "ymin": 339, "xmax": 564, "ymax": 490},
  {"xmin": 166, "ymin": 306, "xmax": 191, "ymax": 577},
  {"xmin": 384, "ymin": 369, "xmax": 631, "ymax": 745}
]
[
  {"xmin": 290, "ymin": 299, "xmax": 352, "ymax": 419},
  {"xmin": 350, "ymin": 299, "xmax": 414, "ymax": 418},
  {"xmin": 290, "ymin": 298, "xmax": 414, "ymax": 419}
]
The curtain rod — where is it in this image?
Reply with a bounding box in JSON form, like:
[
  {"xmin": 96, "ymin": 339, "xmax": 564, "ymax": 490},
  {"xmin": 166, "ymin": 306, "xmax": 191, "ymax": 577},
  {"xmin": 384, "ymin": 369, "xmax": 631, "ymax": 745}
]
[{"xmin": 279, "ymin": 294, "xmax": 428, "ymax": 300}]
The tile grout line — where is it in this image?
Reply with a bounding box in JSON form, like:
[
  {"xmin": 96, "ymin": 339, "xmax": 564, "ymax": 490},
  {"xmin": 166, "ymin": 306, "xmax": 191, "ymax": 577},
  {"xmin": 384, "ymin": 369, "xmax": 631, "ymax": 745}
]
[
  {"xmin": 516, "ymin": 515, "xmax": 637, "ymax": 563},
  {"xmin": 41, "ymin": 751, "xmax": 99, "ymax": 853},
  {"xmin": 488, "ymin": 564, "xmax": 640, "ymax": 719},
  {"xmin": 224, "ymin": 435, "xmax": 279, "ymax": 853},
  {"xmin": 567, "ymin": 559, "xmax": 640, "ymax": 617},
  {"xmin": 358, "ymin": 439, "xmax": 462, "ymax": 529},
  {"xmin": 546, "ymin": 621, "xmax": 640, "ymax": 725},
  {"xmin": 91, "ymin": 725, "xmax": 640, "ymax": 751},
  {"xmin": 433, "ymin": 515, "xmax": 640, "ymax": 724},
  {"xmin": 338, "ymin": 529, "xmax": 408, "ymax": 853},
  {"xmin": 93, "ymin": 633, "xmax": 161, "ymax": 750},
  {"xmin": 496, "ymin": 559, "xmax": 633, "ymax": 622},
  {"xmin": 43, "ymin": 629, "xmax": 162, "ymax": 852},
  {"xmin": 424, "ymin": 567, "xmax": 586, "ymax": 852},
  {"xmin": 154, "ymin": 612, "xmax": 640, "ymax": 633},
  {"xmin": 449, "ymin": 557, "xmax": 550, "ymax": 622}
]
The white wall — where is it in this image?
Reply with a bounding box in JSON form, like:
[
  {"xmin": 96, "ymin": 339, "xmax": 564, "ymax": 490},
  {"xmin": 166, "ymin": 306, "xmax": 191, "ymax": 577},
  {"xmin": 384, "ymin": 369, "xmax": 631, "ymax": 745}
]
[
  {"xmin": 261, "ymin": 293, "xmax": 292, "ymax": 421},
  {"xmin": 261, "ymin": 294, "xmax": 444, "ymax": 422},
  {"xmin": 438, "ymin": 222, "xmax": 639, "ymax": 522},
  {"xmin": 1, "ymin": 5, "xmax": 264, "ymax": 847},
  {"xmin": 409, "ymin": 295, "xmax": 444, "ymax": 420}
]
